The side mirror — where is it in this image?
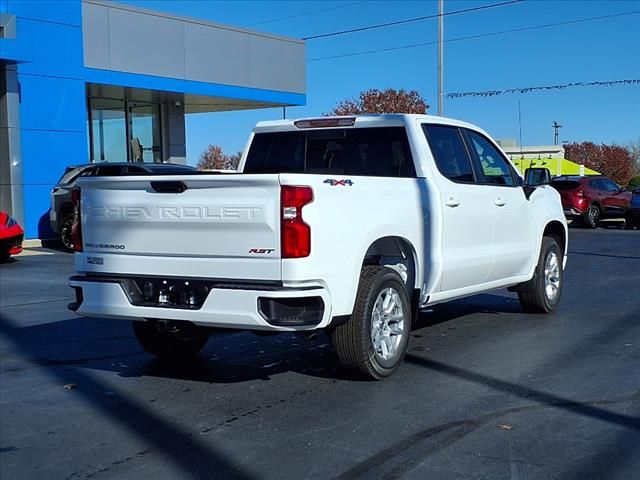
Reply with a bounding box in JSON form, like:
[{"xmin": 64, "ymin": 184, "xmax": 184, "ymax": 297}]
[{"xmin": 524, "ymin": 167, "xmax": 551, "ymax": 186}]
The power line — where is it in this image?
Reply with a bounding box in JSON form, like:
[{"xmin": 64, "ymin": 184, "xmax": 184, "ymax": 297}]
[
  {"xmin": 446, "ymin": 79, "xmax": 640, "ymax": 98},
  {"xmin": 245, "ymin": 1, "xmax": 366, "ymax": 27},
  {"xmin": 309, "ymin": 10, "xmax": 640, "ymax": 61},
  {"xmin": 303, "ymin": 0, "xmax": 523, "ymax": 40}
]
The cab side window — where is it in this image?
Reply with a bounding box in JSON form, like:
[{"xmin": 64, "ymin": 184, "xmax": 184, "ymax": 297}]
[
  {"xmin": 465, "ymin": 130, "xmax": 516, "ymax": 186},
  {"xmin": 422, "ymin": 125, "xmax": 475, "ymax": 183}
]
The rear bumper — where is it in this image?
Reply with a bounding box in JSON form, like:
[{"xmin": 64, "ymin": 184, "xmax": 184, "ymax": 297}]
[
  {"xmin": 68, "ymin": 275, "xmax": 332, "ymax": 331},
  {"xmin": 563, "ymin": 207, "xmax": 585, "ymax": 218}
]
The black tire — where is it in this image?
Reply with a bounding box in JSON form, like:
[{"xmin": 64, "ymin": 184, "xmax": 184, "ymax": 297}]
[
  {"xmin": 583, "ymin": 204, "xmax": 600, "ymax": 228},
  {"xmin": 132, "ymin": 319, "xmax": 210, "ymax": 359},
  {"xmin": 518, "ymin": 237, "xmax": 563, "ymax": 313},
  {"xmin": 60, "ymin": 215, "xmax": 74, "ymax": 251},
  {"xmin": 0, "ymin": 252, "xmax": 9, "ymax": 263},
  {"xmin": 331, "ymin": 266, "xmax": 411, "ymax": 380}
]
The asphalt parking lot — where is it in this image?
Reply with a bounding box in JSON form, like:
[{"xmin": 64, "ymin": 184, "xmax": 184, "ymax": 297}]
[{"xmin": 1, "ymin": 226, "xmax": 639, "ymax": 480}]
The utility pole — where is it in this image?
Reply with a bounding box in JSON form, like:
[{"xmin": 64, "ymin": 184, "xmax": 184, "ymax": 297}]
[
  {"xmin": 437, "ymin": 0, "xmax": 444, "ymax": 116},
  {"xmin": 553, "ymin": 121, "xmax": 562, "ymax": 145}
]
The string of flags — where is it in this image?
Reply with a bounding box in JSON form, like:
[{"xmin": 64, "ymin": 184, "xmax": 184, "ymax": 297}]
[{"xmin": 446, "ymin": 79, "xmax": 640, "ymax": 98}]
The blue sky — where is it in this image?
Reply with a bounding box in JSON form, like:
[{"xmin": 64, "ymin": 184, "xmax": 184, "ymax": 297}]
[{"xmin": 122, "ymin": 0, "xmax": 640, "ymax": 165}]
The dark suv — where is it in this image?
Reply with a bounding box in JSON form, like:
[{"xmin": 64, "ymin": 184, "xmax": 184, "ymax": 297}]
[
  {"xmin": 626, "ymin": 187, "xmax": 640, "ymax": 229},
  {"xmin": 50, "ymin": 162, "xmax": 198, "ymax": 249},
  {"xmin": 551, "ymin": 175, "xmax": 632, "ymax": 228}
]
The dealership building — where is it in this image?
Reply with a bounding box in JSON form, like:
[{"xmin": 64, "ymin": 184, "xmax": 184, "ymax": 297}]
[{"xmin": 0, "ymin": 0, "xmax": 306, "ymax": 239}]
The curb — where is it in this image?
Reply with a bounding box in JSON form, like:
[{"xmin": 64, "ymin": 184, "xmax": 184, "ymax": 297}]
[{"xmin": 23, "ymin": 239, "xmax": 44, "ymax": 248}]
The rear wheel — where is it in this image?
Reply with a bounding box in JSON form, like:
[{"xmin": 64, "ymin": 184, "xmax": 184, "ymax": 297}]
[
  {"xmin": 60, "ymin": 215, "xmax": 74, "ymax": 251},
  {"xmin": 583, "ymin": 204, "xmax": 600, "ymax": 228},
  {"xmin": 518, "ymin": 237, "xmax": 563, "ymax": 313},
  {"xmin": 331, "ymin": 266, "xmax": 411, "ymax": 380},
  {"xmin": 133, "ymin": 320, "xmax": 210, "ymax": 359}
]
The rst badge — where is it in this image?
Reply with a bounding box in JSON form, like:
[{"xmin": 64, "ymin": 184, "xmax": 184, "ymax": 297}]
[{"xmin": 249, "ymin": 248, "xmax": 275, "ymax": 254}]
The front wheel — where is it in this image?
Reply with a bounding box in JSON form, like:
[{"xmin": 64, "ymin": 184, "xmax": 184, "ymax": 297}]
[
  {"xmin": 517, "ymin": 237, "xmax": 563, "ymax": 313},
  {"xmin": 331, "ymin": 266, "xmax": 411, "ymax": 380},
  {"xmin": 133, "ymin": 320, "xmax": 210, "ymax": 360}
]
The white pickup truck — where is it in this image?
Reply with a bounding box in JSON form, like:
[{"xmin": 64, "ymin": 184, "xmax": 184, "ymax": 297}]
[{"xmin": 69, "ymin": 114, "xmax": 567, "ymax": 379}]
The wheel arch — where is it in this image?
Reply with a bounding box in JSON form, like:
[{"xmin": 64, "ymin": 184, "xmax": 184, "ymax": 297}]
[
  {"xmin": 543, "ymin": 220, "xmax": 567, "ymax": 255},
  {"xmin": 59, "ymin": 202, "xmax": 74, "ymax": 218},
  {"xmin": 361, "ymin": 236, "xmax": 420, "ymax": 301}
]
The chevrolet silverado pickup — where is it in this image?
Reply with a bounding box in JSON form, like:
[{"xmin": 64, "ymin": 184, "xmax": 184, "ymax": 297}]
[{"xmin": 69, "ymin": 115, "xmax": 568, "ymax": 379}]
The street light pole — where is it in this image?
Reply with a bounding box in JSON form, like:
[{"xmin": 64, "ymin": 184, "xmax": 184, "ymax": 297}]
[
  {"xmin": 438, "ymin": 0, "xmax": 444, "ymax": 116},
  {"xmin": 553, "ymin": 121, "xmax": 562, "ymax": 145}
]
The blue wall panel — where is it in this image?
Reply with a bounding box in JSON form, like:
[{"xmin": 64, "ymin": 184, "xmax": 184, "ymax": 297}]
[
  {"xmin": 20, "ymin": 129, "xmax": 87, "ymax": 238},
  {"xmin": 0, "ymin": 38, "xmax": 31, "ymax": 62},
  {"xmin": 19, "ymin": 75, "xmax": 86, "ymax": 131},
  {"xmin": 6, "ymin": 0, "xmax": 81, "ymax": 26},
  {"xmin": 15, "ymin": 18, "xmax": 83, "ymax": 78}
]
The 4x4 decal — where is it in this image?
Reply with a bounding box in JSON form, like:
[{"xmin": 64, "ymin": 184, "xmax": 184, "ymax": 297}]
[{"xmin": 324, "ymin": 179, "xmax": 354, "ymax": 186}]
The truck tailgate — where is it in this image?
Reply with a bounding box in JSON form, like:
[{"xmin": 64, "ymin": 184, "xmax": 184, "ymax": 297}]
[{"xmin": 77, "ymin": 174, "xmax": 281, "ymax": 281}]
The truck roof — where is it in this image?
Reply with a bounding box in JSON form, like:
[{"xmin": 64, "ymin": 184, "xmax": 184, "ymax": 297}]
[{"xmin": 253, "ymin": 114, "xmax": 481, "ymax": 133}]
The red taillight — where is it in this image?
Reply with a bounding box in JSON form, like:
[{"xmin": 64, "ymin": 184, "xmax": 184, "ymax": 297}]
[
  {"xmin": 281, "ymin": 186, "xmax": 313, "ymax": 258},
  {"xmin": 574, "ymin": 190, "xmax": 586, "ymax": 198},
  {"xmin": 71, "ymin": 188, "xmax": 82, "ymax": 252}
]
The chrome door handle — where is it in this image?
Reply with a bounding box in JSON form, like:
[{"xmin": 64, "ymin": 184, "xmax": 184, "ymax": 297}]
[
  {"xmin": 444, "ymin": 197, "xmax": 461, "ymax": 207},
  {"xmin": 494, "ymin": 197, "xmax": 506, "ymax": 207}
]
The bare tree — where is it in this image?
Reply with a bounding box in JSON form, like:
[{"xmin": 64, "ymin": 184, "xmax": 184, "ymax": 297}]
[{"xmin": 627, "ymin": 138, "xmax": 640, "ymax": 176}]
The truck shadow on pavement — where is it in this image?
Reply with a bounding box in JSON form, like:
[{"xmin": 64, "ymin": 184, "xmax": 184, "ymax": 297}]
[
  {"xmin": 1, "ymin": 293, "xmax": 523, "ymax": 385},
  {"xmin": 3, "ymin": 294, "xmax": 638, "ymax": 479}
]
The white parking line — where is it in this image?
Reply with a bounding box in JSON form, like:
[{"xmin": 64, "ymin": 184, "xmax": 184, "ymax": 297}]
[{"xmin": 17, "ymin": 248, "xmax": 60, "ymax": 256}]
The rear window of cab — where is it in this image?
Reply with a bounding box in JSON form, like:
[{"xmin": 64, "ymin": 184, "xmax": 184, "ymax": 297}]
[{"xmin": 244, "ymin": 127, "xmax": 416, "ymax": 178}]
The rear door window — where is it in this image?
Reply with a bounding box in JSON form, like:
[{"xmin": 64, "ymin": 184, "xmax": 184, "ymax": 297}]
[
  {"xmin": 422, "ymin": 125, "xmax": 475, "ymax": 183},
  {"xmin": 552, "ymin": 180, "xmax": 581, "ymax": 190},
  {"xmin": 244, "ymin": 127, "xmax": 415, "ymax": 177},
  {"xmin": 600, "ymin": 178, "xmax": 620, "ymax": 192}
]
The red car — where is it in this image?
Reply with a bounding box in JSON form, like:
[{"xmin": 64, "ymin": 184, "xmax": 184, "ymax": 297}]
[
  {"xmin": 0, "ymin": 211, "xmax": 24, "ymax": 262},
  {"xmin": 551, "ymin": 175, "xmax": 632, "ymax": 228}
]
